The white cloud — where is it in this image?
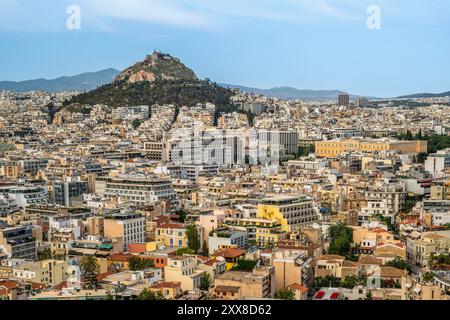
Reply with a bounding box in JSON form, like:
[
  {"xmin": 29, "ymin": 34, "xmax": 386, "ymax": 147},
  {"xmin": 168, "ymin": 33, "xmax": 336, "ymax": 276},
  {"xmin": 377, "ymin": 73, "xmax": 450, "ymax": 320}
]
[
  {"xmin": 80, "ymin": 0, "xmax": 365, "ymax": 30},
  {"xmin": 81, "ymin": 0, "xmax": 211, "ymax": 28},
  {"xmin": 0, "ymin": 0, "xmax": 449, "ymax": 31}
]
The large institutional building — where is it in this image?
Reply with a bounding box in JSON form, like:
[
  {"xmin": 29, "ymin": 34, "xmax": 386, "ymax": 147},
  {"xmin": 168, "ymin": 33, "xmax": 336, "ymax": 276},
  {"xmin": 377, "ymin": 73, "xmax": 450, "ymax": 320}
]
[{"xmin": 315, "ymin": 139, "xmax": 428, "ymax": 158}]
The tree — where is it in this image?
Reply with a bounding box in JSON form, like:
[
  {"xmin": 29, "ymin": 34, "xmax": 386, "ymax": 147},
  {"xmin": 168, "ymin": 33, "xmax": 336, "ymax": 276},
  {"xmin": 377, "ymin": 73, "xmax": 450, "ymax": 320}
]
[
  {"xmin": 341, "ymin": 275, "xmax": 360, "ymax": 289},
  {"xmin": 313, "ymin": 276, "xmax": 341, "ymax": 288},
  {"xmin": 386, "ymin": 258, "xmax": 411, "ymax": 272},
  {"xmin": 423, "ymin": 272, "xmax": 435, "ymax": 282},
  {"xmin": 231, "ymin": 260, "xmax": 257, "ymax": 271},
  {"xmin": 176, "ymin": 210, "xmax": 188, "ymax": 222},
  {"xmin": 275, "ymin": 288, "xmax": 295, "ymax": 300},
  {"xmin": 137, "ymin": 289, "xmax": 166, "ymax": 300},
  {"xmin": 200, "ymin": 241, "xmax": 209, "ymax": 257},
  {"xmin": 416, "ymin": 152, "xmax": 428, "ymax": 164},
  {"xmin": 80, "ymin": 255, "xmax": 99, "ymax": 289},
  {"xmin": 176, "ymin": 247, "xmax": 195, "ymax": 256},
  {"xmin": 186, "ymin": 224, "xmax": 201, "ymax": 253},
  {"xmin": 200, "ymin": 273, "xmax": 212, "ymax": 291},
  {"xmin": 329, "ymin": 234, "xmax": 351, "ymax": 257},
  {"xmin": 38, "ymin": 248, "xmax": 52, "ymax": 261},
  {"xmin": 328, "ymin": 223, "xmax": 353, "ymax": 257},
  {"xmin": 132, "ymin": 118, "xmax": 142, "ymax": 130},
  {"xmin": 129, "ymin": 257, "xmax": 154, "ymax": 271}
]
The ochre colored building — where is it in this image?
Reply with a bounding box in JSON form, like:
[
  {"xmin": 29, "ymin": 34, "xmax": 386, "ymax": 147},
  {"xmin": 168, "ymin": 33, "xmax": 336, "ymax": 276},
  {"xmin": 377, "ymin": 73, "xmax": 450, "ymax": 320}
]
[{"xmin": 315, "ymin": 139, "xmax": 427, "ymax": 158}]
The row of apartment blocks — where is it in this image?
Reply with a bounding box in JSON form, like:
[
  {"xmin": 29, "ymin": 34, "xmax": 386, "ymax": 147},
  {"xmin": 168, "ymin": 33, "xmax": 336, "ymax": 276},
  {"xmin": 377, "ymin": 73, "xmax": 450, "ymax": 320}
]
[{"xmin": 143, "ymin": 128, "xmax": 299, "ymax": 164}]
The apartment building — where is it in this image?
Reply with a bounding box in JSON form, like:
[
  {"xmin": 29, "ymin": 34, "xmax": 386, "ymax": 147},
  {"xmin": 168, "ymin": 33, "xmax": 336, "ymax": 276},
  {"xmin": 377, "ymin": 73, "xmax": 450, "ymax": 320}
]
[
  {"xmin": 431, "ymin": 181, "xmax": 450, "ymax": 200},
  {"xmin": 352, "ymin": 227, "xmax": 400, "ymax": 254},
  {"xmin": 104, "ymin": 212, "xmax": 146, "ymax": 252},
  {"xmin": 272, "ymin": 249, "xmax": 313, "ymax": 288},
  {"xmin": 313, "ymin": 255, "xmax": 360, "ymax": 280},
  {"xmin": 425, "ymin": 149, "xmax": 450, "ymax": 175},
  {"xmin": 0, "ymin": 222, "xmax": 37, "ymax": 260},
  {"xmin": 359, "ymin": 183, "xmax": 406, "ymax": 224},
  {"xmin": 52, "ymin": 179, "xmax": 88, "ymax": 207},
  {"xmin": 95, "ymin": 175, "xmax": 179, "ymax": 212},
  {"xmin": 155, "ymin": 222, "xmax": 188, "ymax": 248},
  {"xmin": 0, "ymin": 194, "xmax": 18, "ymax": 217},
  {"xmin": 257, "ymin": 129, "xmax": 299, "ymax": 156},
  {"xmin": 407, "ymin": 231, "xmax": 450, "ymax": 267},
  {"xmin": 423, "ymin": 199, "xmax": 450, "ymax": 227},
  {"xmin": 12, "ymin": 259, "xmax": 69, "ymax": 286},
  {"xmin": 213, "ymin": 266, "xmax": 275, "ymax": 299},
  {"xmin": 1, "ymin": 185, "xmax": 48, "ymax": 208},
  {"xmin": 208, "ymin": 230, "xmax": 248, "ymax": 255},
  {"xmin": 164, "ymin": 255, "xmax": 206, "ymax": 292},
  {"xmin": 257, "ymin": 195, "xmax": 318, "ymax": 232}
]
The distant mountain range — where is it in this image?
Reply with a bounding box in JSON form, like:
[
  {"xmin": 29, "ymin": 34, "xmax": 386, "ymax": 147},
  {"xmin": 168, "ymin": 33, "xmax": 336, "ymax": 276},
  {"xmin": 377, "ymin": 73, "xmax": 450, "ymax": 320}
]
[
  {"xmin": 0, "ymin": 69, "xmax": 120, "ymax": 93},
  {"xmin": 220, "ymin": 84, "xmax": 377, "ymax": 101},
  {"xmin": 1, "ymin": 65, "xmax": 449, "ymax": 102},
  {"xmin": 396, "ymin": 91, "xmax": 450, "ymax": 99}
]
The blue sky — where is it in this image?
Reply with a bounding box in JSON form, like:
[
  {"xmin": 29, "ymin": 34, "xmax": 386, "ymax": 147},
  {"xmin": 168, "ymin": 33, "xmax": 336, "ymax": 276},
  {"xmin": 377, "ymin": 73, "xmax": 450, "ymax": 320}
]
[{"xmin": 0, "ymin": 0, "xmax": 449, "ymax": 97}]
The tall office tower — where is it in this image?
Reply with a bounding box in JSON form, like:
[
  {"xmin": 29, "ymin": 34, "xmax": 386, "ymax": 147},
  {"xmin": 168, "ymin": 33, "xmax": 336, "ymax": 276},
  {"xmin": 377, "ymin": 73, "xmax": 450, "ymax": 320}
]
[{"xmin": 338, "ymin": 93, "xmax": 350, "ymax": 106}]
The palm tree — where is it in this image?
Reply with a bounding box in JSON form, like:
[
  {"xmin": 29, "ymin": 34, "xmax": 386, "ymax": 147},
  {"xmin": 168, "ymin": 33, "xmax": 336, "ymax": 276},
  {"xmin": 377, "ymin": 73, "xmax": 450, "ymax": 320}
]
[
  {"xmin": 200, "ymin": 273, "xmax": 212, "ymax": 291},
  {"xmin": 80, "ymin": 255, "xmax": 99, "ymax": 289}
]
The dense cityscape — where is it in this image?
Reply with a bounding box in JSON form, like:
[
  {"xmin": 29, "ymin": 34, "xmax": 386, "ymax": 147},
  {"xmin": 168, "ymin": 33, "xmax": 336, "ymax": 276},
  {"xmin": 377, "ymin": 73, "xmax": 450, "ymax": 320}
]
[
  {"xmin": 1, "ymin": 2, "xmax": 450, "ymax": 311},
  {"xmin": 1, "ymin": 51, "xmax": 450, "ymax": 302}
]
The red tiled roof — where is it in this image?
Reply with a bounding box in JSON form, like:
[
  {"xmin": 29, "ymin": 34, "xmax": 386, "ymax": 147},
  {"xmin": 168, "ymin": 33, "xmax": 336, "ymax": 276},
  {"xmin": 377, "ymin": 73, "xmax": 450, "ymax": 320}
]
[
  {"xmin": 55, "ymin": 281, "xmax": 69, "ymax": 290},
  {"xmin": 213, "ymin": 248, "xmax": 246, "ymax": 259},
  {"xmin": 128, "ymin": 243, "xmax": 147, "ymax": 254},
  {"xmin": 108, "ymin": 253, "xmax": 135, "ymax": 261},
  {"xmin": 204, "ymin": 258, "xmax": 220, "ymax": 266},
  {"xmin": 377, "ymin": 242, "xmax": 404, "ymax": 248},
  {"xmin": 150, "ymin": 281, "xmax": 181, "ymax": 289},
  {"xmin": 157, "ymin": 222, "xmax": 185, "ymax": 229},
  {"xmin": 286, "ymin": 283, "xmax": 308, "ymax": 293},
  {"xmin": 0, "ymin": 281, "xmax": 19, "ymax": 290},
  {"xmin": 97, "ymin": 271, "xmax": 115, "ymax": 281}
]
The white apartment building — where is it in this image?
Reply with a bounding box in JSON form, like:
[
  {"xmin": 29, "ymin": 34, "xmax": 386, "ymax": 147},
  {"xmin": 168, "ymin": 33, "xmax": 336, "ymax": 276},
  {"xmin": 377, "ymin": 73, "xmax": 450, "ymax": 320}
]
[
  {"xmin": 208, "ymin": 230, "xmax": 248, "ymax": 254},
  {"xmin": 0, "ymin": 194, "xmax": 18, "ymax": 217},
  {"xmin": 359, "ymin": 183, "xmax": 406, "ymax": 224},
  {"xmin": 95, "ymin": 175, "xmax": 180, "ymax": 212},
  {"xmin": 0, "ymin": 185, "xmax": 48, "ymax": 209},
  {"xmin": 425, "ymin": 149, "xmax": 450, "ymax": 175}
]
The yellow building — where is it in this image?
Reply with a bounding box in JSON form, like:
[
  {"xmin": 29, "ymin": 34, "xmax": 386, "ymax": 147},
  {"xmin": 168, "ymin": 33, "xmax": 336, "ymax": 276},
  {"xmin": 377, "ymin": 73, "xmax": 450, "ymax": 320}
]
[
  {"xmin": 257, "ymin": 195, "xmax": 318, "ymax": 232},
  {"xmin": 148, "ymin": 281, "xmax": 183, "ymax": 300},
  {"xmin": 431, "ymin": 181, "xmax": 450, "ymax": 200},
  {"xmin": 222, "ymin": 217, "xmax": 286, "ymax": 247},
  {"xmin": 315, "ymin": 139, "xmax": 427, "ymax": 158},
  {"xmin": 409, "ymin": 232, "xmax": 450, "ymax": 267},
  {"xmin": 107, "ymin": 253, "xmax": 134, "ymax": 271},
  {"xmin": 211, "ymin": 248, "xmax": 247, "ymax": 270},
  {"xmin": 164, "ymin": 256, "xmax": 206, "ymax": 292},
  {"xmin": 12, "ymin": 260, "xmax": 69, "ymax": 286},
  {"xmin": 155, "ymin": 222, "xmax": 188, "ymax": 248}
]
